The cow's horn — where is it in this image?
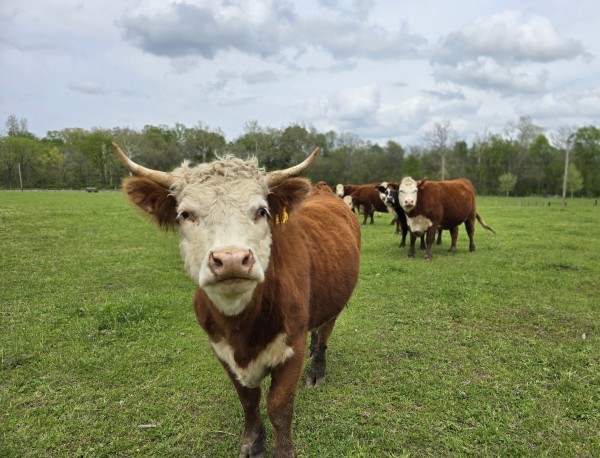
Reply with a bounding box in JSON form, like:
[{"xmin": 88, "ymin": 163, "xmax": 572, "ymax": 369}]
[
  {"xmin": 112, "ymin": 142, "xmax": 176, "ymax": 188},
  {"xmin": 266, "ymin": 147, "xmax": 320, "ymax": 187}
]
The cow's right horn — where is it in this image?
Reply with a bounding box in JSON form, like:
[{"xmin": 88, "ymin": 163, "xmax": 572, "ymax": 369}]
[
  {"xmin": 266, "ymin": 147, "xmax": 320, "ymax": 187},
  {"xmin": 112, "ymin": 142, "xmax": 176, "ymax": 188}
]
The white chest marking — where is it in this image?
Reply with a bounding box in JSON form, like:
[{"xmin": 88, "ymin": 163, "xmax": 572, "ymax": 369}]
[
  {"xmin": 408, "ymin": 215, "xmax": 433, "ymax": 234},
  {"xmin": 211, "ymin": 333, "xmax": 295, "ymax": 388}
]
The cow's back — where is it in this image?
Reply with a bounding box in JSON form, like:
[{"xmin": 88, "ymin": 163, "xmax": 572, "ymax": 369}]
[
  {"xmin": 352, "ymin": 185, "xmax": 388, "ymax": 213},
  {"xmin": 438, "ymin": 179, "xmax": 476, "ymax": 225},
  {"xmin": 294, "ymin": 185, "xmax": 360, "ymax": 328},
  {"xmin": 419, "ymin": 178, "xmax": 476, "ymax": 228}
]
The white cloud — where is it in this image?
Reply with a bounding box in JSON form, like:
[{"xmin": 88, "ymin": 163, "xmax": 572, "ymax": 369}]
[
  {"xmin": 1, "ymin": 0, "xmax": 599, "ymax": 145},
  {"xmin": 432, "ymin": 57, "xmax": 549, "ymax": 95},
  {"xmin": 117, "ymin": 0, "xmax": 426, "ymax": 62},
  {"xmin": 68, "ymin": 82, "xmax": 107, "ymax": 95},
  {"xmin": 430, "ymin": 11, "xmax": 587, "ymax": 65}
]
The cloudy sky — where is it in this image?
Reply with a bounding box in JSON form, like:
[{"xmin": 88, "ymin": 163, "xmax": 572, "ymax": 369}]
[{"xmin": 1, "ymin": 0, "xmax": 599, "ymax": 146}]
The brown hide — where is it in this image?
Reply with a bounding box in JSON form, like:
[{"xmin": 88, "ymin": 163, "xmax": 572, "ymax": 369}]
[
  {"xmin": 120, "ymin": 163, "xmax": 360, "ymax": 456},
  {"xmin": 349, "ymin": 184, "xmax": 389, "ymax": 225},
  {"xmin": 410, "ymin": 178, "xmax": 477, "ymax": 229},
  {"xmin": 193, "ymin": 179, "xmax": 361, "ymax": 358},
  {"xmin": 405, "ymin": 178, "xmax": 492, "ymax": 259}
]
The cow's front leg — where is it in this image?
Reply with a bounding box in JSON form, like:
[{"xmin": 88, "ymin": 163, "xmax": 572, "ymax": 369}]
[
  {"xmin": 424, "ymin": 227, "xmax": 437, "ymax": 260},
  {"xmin": 407, "ymin": 232, "xmax": 417, "ymax": 258},
  {"xmin": 222, "ymin": 364, "xmax": 265, "ymax": 458},
  {"xmin": 268, "ymin": 340, "xmax": 306, "ymax": 458}
]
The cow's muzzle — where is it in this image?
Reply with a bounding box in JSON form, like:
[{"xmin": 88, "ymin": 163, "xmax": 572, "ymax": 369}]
[{"xmin": 208, "ymin": 248, "xmax": 255, "ymax": 281}]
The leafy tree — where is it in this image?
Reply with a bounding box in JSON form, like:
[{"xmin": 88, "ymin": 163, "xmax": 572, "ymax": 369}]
[
  {"xmin": 572, "ymin": 126, "xmax": 600, "ymax": 197},
  {"xmin": 498, "ymin": 172, "xmax": 517, "ymax": 197},
  {"xmin": 567, "ymin": 163, "xmax": 584, "ymax": 197},
  {"xmin": 447, "ymin": 140, "xmax": 468, "ymax": 178},
  {"xmin": 182, "ymin": 122, "xmax": 226, "ymax": 163},
  {"xmin": 504, "ymin": 116, "xmax": 544, "ymax": 177},
  {"xmin": 525, "ymin": 134, "xmax": 560, "ymax": 195},
  {"xmin": 402, "ymin": 154, "xmax": 422, "ymax": 180},
  {"xmin": 31, "ymin": 146, "xmax": 67, "ymax": 187}
]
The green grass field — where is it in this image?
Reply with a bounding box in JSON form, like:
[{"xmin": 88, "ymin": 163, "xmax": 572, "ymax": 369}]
[{"xmin": 1, "ymin": 191, "xmax": 599, "ymax": 457}]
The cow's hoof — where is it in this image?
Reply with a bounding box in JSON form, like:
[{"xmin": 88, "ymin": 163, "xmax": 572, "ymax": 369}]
[
  {"xmin": 239, "ymin": 440, "xmax": 265, "ymax": 458},
  {"xmin": 306, "ymin": 375, "xmax": 325, "ymax": 387},
  {"xmin": 239, "ymin": 425, "xmax": 265, "ymax": 458},
  {"xmin": 448, "ymin": 247, "xmax": 457, "ymax": 253}
]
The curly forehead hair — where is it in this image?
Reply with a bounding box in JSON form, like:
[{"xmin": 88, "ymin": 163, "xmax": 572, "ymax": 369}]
[{"xmin": 169, "ymin": 155, "xmax": 268, "ymax": 196}]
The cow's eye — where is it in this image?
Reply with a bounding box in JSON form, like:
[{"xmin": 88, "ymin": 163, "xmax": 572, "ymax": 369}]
[
  {"xmin": 256, "ymin": 207, "xmax": 270, "ymax": 220},
  {"xmin": 177, "ymin": 210, "xmax": 194, "ymax": 222}
]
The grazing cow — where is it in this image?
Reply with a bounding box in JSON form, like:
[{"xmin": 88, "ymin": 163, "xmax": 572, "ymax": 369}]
[
  {"xmin": 377, "ymin": 182, "xmax": 443, "ymax": 249},
  {"xmin": 398, "ymin": 177, "xmax": 495, "ymax": 260},
  {"xmin": 335, "ymin": 183, "xmax": 389, "ymax": 226},
  {"xmin": 113, "ymin": 143, "xmax": 361, "ymax": 457}
]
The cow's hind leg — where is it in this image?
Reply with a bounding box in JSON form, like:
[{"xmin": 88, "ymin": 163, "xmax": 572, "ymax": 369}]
[
  {"xmin": 306, "ymin": 317, "xmax": 337, "ymax": 387},
  {"xmin": 465, "ymin": 218, "xmax": 476, "ymax": 251},
  {"xmin": 448, "ymin": 226, "xmax": 459, "ymax": 253}
]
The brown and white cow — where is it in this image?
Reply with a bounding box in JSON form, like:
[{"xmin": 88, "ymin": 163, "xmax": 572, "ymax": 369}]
[
  {"xmin": 377, "ymin": 182, "xmax": 443, "ymax": 249},
  {"xmin": 335, "ymin": 183, "xmax": 389, "ymax": 226},
  {"xmin": 112, "ymin": 143, "xmax": 361, "ymax": 457},
  {"xmin": 398, "ymin": 177, "xmax": 495, "ymax": 260}
]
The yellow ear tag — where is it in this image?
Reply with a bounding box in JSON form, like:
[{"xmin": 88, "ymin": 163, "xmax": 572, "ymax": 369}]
[{"xmin": 275, "ymin": 207, "xmax": 288, "ymax": 224}]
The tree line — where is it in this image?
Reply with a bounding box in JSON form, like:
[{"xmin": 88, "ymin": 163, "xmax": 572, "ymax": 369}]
[{"xmin": 1, "ymin": 115, "xmax": 599, "ymax": 197}]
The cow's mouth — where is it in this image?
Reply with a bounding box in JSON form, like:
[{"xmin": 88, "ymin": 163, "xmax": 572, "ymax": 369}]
[
  {"xmin": 218, "ymin": 277, "xmax": 254, "ymax": 286},
  {"xmin": 208, "ymin": 276, "xmax": 257, "ymax": 294}
]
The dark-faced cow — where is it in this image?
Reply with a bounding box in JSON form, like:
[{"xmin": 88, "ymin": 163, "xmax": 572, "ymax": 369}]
[
  {"xmin": 398, "ymin": 177, "xmax": 495, "ymax": 260},
  {"xmin": 335, "ymin": 183, "xmax": 389, "ymax": 226},
  {"xmin": 376, "ymin": 182, "xmax": 408, "ymax": 241},
  {"xmin": 113, "ymin": 143, "xmax": 361, "ymax": 457},
  {"xmin": 377, "ymin": 182, "xmax": 443, "ymax": 249}
]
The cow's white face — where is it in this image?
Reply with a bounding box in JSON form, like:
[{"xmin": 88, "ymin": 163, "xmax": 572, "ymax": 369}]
[
  {"xmin": 335, "ymin": 183, "xmax": 345, "ymax": 198},
  {"xmin": 398, "ymin": 177, "xmax": 419, "ymax": 212},
  {"xmin": 342, "ymin": 195, "xmax": 354, "ymax": 210},
  {"xmin": 171, "ymin": 158, "xmax": 272, "ymax": 316}
]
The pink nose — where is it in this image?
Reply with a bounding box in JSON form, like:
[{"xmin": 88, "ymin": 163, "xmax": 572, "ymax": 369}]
[
  {"xmin": 404, "ymin": 198, "xmax": 414, "ymax": 207},
  {"xmin": 208, "ymin": 249, "xmax": 255, "ymax": 279}
]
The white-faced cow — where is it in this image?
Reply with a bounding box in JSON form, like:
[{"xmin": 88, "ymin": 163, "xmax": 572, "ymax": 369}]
[
  {"xmin": 335, "ymin": 183, "xmax": 389, "ymax": 226},
  {"xmin": 398, "ymin": 177, "xmax": 495, "ymax": 260},
  {"xmin": 377, "ymin": 182, "xmax": 443, "ymax": 249},
  {"xmin": 113, "ymin": 143, "xmax": 361, "ymax": 457}
]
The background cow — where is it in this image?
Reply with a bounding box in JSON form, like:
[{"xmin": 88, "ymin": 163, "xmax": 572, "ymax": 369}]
[
  {"xmin": 398, "ymin": 177, "xmax": 495, "ymax": 260},
  {"xmin": 376, "ymin": 182, "xmax": 407, "ymax": 240},
  {"xmin": 113, "ymin": 143, "xmax": 361, "ymax": 457},
  {"xmin": 335, "ymin": 183, "xmax": 389, "ymax": 226},
  {"xmin": 377, "ymin": 182, "xmax": 443, "ymax": 249}
]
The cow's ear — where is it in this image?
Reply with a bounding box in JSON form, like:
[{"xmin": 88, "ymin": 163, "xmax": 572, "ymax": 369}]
[
  {"xmin": 417, "ymin": 178, "xmax": 428, "ymax": 189},
  {"xmin": 122, "ymin": 177, "xmax": 178, "ymax": 229},
  {"xmin": 268, "ymin": 177, "xmax": 311, "ymax": 222},
  {"xmin": 376, "ymin": 184, "xmax": 386, "ymax": 193}
]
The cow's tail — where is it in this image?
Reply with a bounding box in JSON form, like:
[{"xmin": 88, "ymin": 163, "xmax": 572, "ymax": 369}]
[{"xmin": 476, "ymin": 213, "xmax": 496, "ymax": 234}]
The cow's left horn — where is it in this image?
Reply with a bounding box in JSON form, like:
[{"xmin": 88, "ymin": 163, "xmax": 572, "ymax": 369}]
[
  {"xmin": 112, "ymin": 142, "xmax": 176, "ymax": 188},
  {"xmin": 266, "ymin": 147, "xmax": 320, "ymax": 187}
]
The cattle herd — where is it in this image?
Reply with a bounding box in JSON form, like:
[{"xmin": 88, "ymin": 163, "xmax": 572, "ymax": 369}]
[
  {"xmin": 112, "ymin": 143, "xmax": 495, "ymax": 457},
  {"xmin": 337, "ymin": 177, "xmax": 495, "ymax": 260}
]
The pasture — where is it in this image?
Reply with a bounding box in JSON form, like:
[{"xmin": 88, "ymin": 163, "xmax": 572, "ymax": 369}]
[{"xmin": 1, "ymin": 190, "xmax": 599, "ymax": 457}]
